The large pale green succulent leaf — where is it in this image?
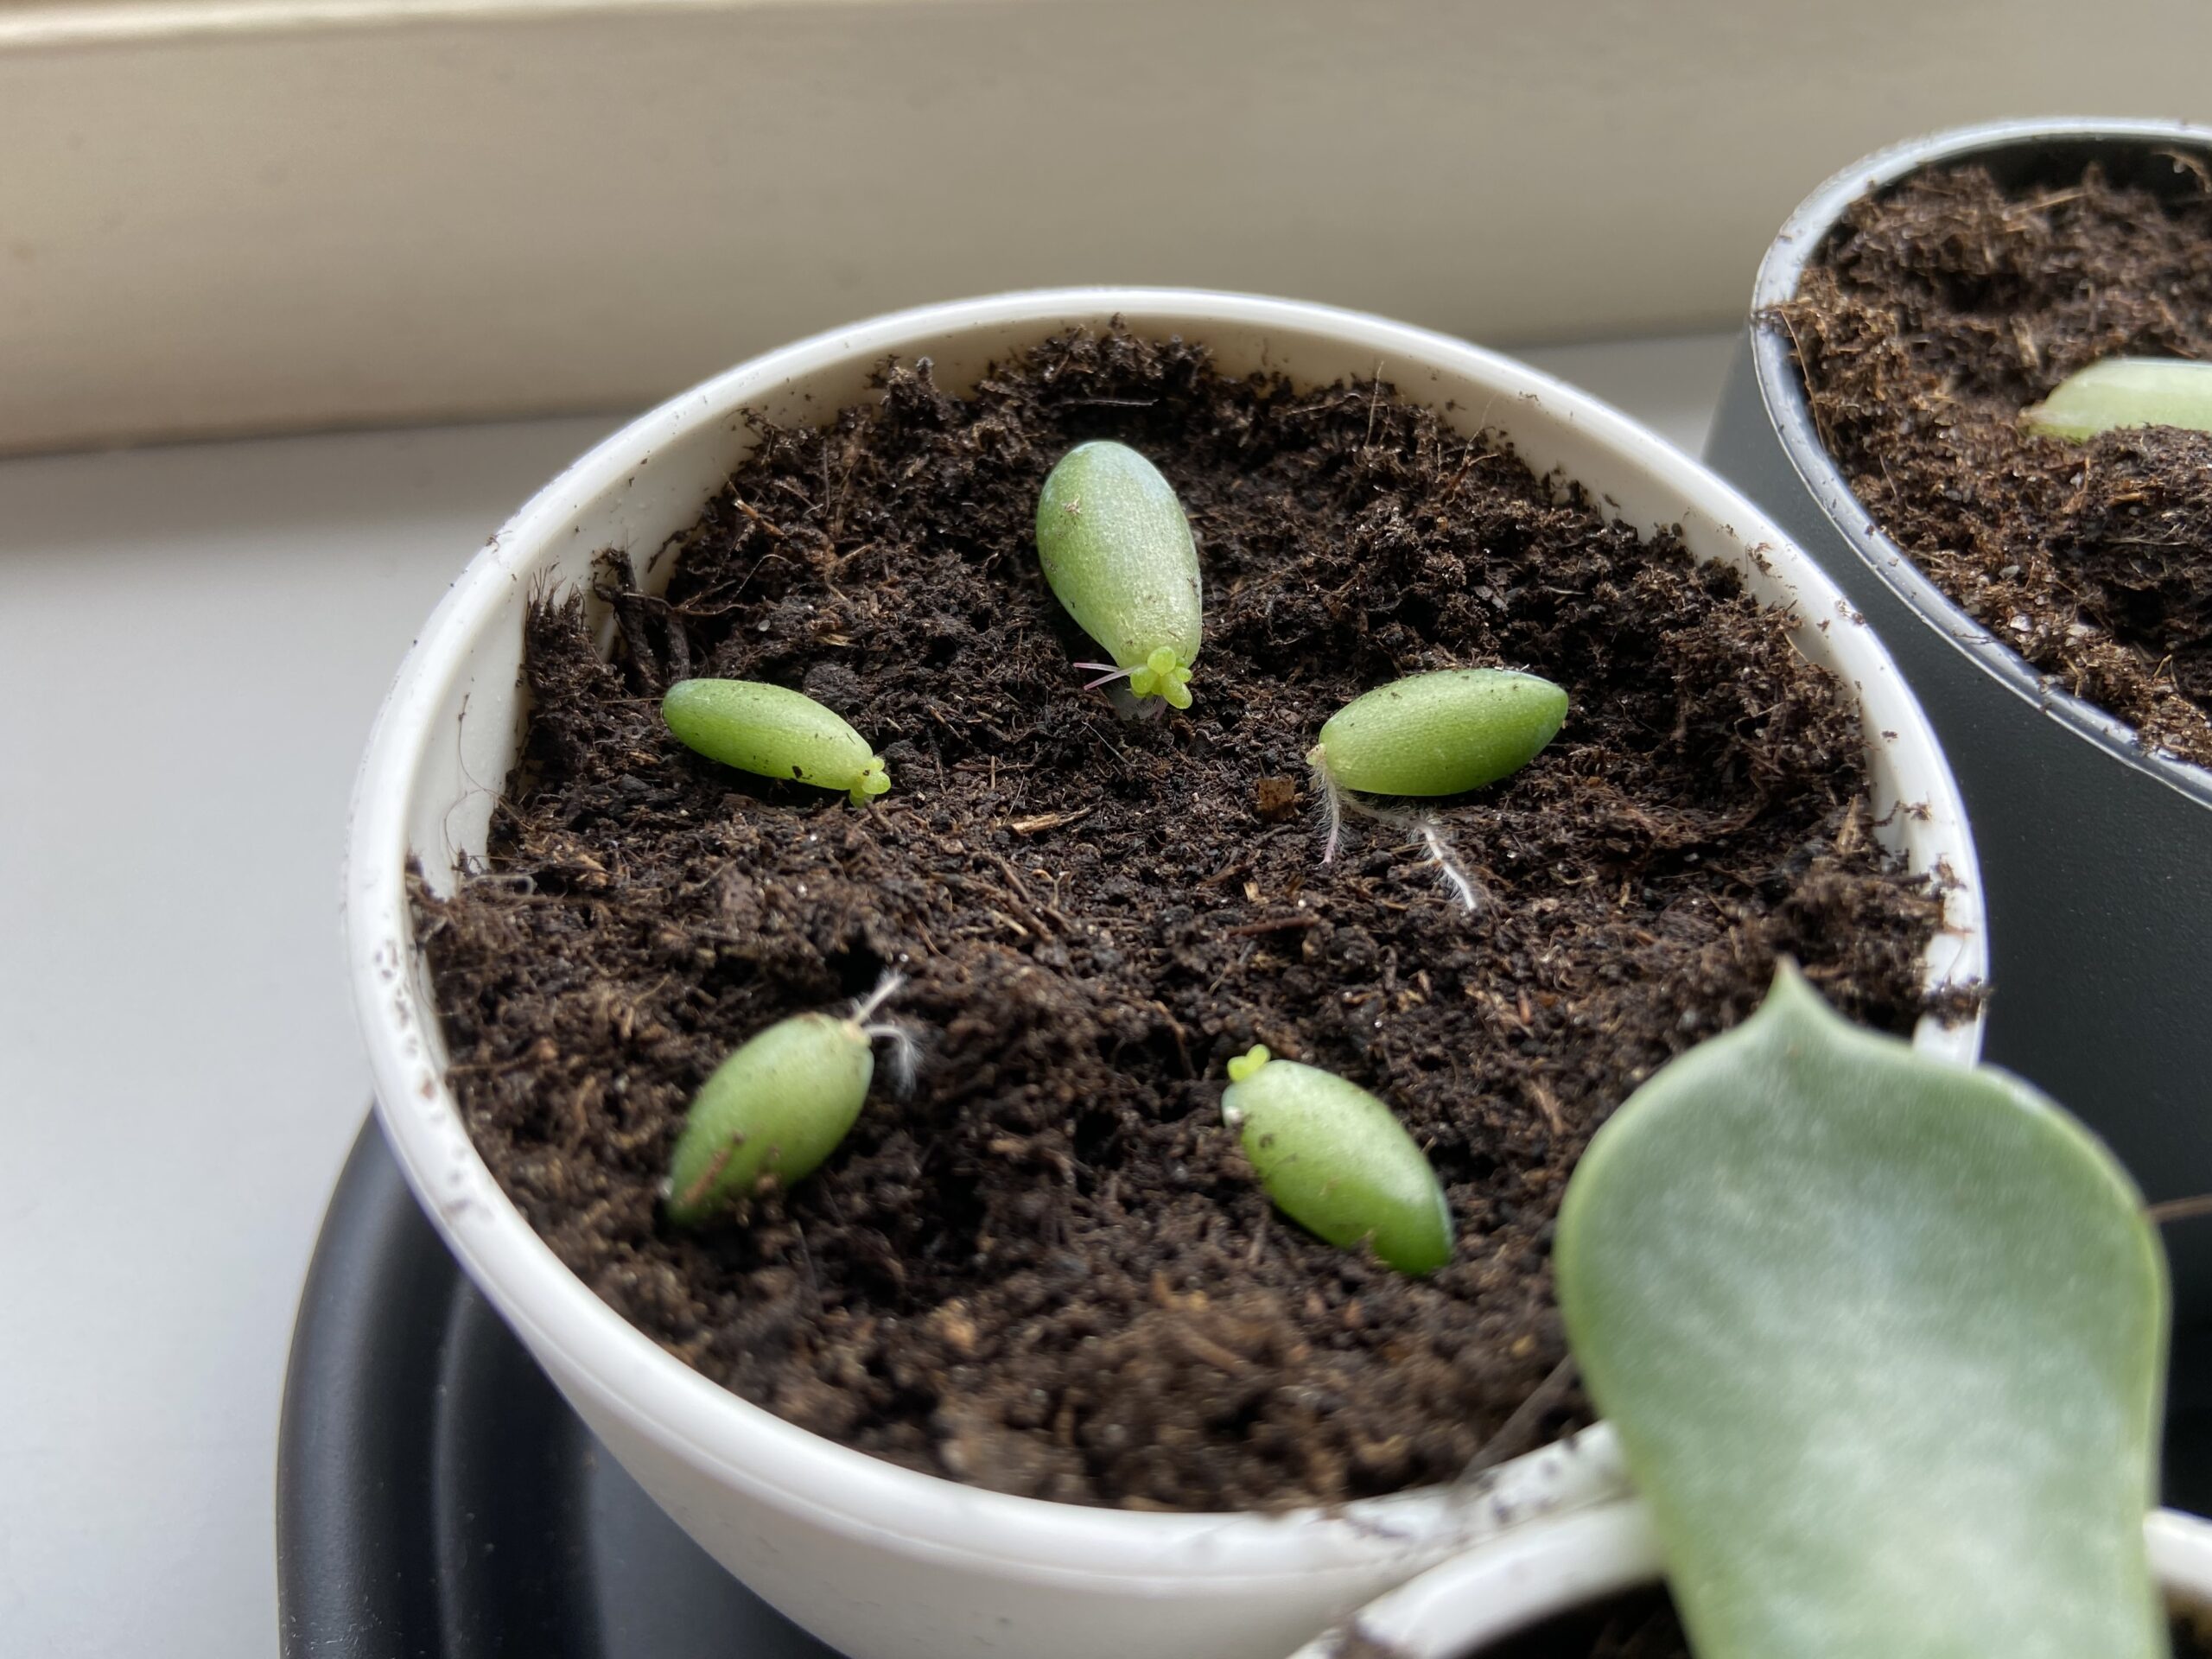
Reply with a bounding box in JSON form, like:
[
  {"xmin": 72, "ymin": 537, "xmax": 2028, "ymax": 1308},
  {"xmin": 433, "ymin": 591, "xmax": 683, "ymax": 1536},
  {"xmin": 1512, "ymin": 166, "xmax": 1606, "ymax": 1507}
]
[{"xmin": 1555, "ymin": 965, "xmax": 2167, "ymax": 1659}]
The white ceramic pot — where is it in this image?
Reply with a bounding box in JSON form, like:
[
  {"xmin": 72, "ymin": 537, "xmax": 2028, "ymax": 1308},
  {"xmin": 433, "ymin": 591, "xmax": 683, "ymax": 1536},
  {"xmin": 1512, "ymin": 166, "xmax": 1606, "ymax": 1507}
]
[
  {"xmin": 1287, "ymin": 1498, "xmax": 2212, "ymax": 1657},
  {"xmin": 345, "ymin": 289, "xmax": 1988, "ymax": 1659}
]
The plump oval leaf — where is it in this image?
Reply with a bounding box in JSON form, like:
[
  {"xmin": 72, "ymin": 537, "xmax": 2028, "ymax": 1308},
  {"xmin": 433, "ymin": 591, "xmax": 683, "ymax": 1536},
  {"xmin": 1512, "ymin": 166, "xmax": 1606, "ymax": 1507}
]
[
  {"xmin": 666, "ymin": 1013, "xmax": 874, "ymax": 1224},
  {"xmin": 1311, "ymin": 668, "xmax": 1566, "ymax": 797},
  {"xmin": 1035, "ymin": 441, "xmax": 1202, "ymax": 706},
  {"xmin": 1223, "ymin": 1046, "xmax": 1453, "ymax": 1275},
  {"xmin": 663, "ymin": 678, "xmax": 889, "ymax": 804},
  {"xmin": 1556, "ymin": 964, "xmax": 2167, "ymax": 1659},
  {"xmin": 2023, "ymin": 355, "xmax": 2212, "ymax": 442}
]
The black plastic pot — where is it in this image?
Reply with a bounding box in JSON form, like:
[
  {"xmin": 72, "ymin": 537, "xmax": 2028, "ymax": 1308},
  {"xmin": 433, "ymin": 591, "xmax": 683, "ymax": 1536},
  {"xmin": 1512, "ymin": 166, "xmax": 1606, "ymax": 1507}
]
[{"xmin": 1705, "ymin": 118, "xmax": 2212, "ymax": 1321}]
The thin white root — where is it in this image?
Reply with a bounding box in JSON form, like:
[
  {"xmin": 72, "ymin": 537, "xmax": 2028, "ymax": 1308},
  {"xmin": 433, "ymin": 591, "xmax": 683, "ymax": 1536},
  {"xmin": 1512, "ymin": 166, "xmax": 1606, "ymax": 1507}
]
[
  {"xmin": 1417, "ymin": 817, "xmax": 1484, "ymax": 914},
  {"xmin": 1073, "ymin": 660, "xmax": 1135, "ymax": 690},
  {"xmin": 1311, "ymin": 769, "xmax": 1484, "ymax": 916},
  {"xmin": 1313, "ymin": 758, "xmax": 1348, "ymax": 866},
  {"xmin": 860, "ymin": 1020, "xmax": 923, "ymax": 1095},
  {"xmin": 849, "ymin": 969, "xmax": 906, "ymax": 1025},
  {"xmin": 849, "ymin": 971, "xmax": 919, "ymax": 1092}
]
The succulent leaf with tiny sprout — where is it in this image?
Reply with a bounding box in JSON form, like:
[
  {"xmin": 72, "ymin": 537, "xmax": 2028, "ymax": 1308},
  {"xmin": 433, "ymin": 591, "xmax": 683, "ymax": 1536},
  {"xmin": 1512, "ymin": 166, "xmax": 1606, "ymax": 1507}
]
[
  {"xmin": 662, "ymin": 678, "xmax": 891, "ymax": 804},
  {"xmin": 2023, "ymin": 356, "xmax": 2212, "ymax": 442},
  {"xmin": 1035, "ymin": 440, "xmax": 1202, "ymax": 708},
  {"xmin": 1221, "ymin": 1046, "xmax": 1453, "ymax": 1276}
]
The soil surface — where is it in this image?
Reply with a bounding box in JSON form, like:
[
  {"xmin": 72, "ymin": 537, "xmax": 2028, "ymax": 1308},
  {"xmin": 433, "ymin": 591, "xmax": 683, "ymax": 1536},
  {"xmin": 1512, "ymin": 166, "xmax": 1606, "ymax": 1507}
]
[
  {"xmin": 416, "ymin": 327, "xmax": 1948, "ymax": 1511},
  {"xmin": 1782, "ymin": 160, "xmax": 2212, "ymax": 768}
]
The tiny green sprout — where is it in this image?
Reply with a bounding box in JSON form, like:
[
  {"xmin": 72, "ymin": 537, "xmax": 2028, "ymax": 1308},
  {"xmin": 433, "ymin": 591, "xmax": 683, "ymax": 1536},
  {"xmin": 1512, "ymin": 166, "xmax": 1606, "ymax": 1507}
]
[
  {"xmin": 1305, "ymin": 667, "xmax": 1567, "ymax": 909},
  {"xmin": 1221, "ymin": 1045, "xmax": 1453, "ymax": 1276},
  {"xmin": 662, "ymin": 678, "xmax": 890, "ymax": 804},
  {"xmin": 2022, "ymin": 355, "xmax": 2212, "ymax": 442},
  {"xmin": 1035, "ymin": 440, "xmax": 1203, "ymax": 709},
  {"xmin": 664, "ymin": 976, "xmax": 912, "ymax": 1225}
]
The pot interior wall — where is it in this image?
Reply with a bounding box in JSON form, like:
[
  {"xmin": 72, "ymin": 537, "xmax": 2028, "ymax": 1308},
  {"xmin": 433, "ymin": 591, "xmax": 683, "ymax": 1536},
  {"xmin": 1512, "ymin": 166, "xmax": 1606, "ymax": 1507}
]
[{"xmin": 1869, "ymin": 130, "xmax": 2212, "ymax": 213}]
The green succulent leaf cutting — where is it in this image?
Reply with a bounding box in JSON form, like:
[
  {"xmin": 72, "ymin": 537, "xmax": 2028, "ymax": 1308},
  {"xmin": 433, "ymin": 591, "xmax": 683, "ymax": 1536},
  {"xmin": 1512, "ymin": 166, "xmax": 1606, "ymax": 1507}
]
[
  {"xmin": 1307, "ymin": 668, "xmax": 1567, "ymax": 798},
  {"xmin": 2022, "ymin": 355, "xmax": 2212, "ymax": 442},
  {"xmin": 1035, "ymin": 440, "xmax": 1203, "ymax": 708},
  {"xmin": 1555, "ymin": 964, "xmax": 2168, "ymax": 1659},
  {"xmin": 664, "ymin": 1012, "xmax": 875, "ymax": 1225},
  {"xmin": 1221, "ymin": 1045, "xmax": 1453, "ymax": 1276},
  {"xmin": 662, "ymin": 678, "xmax": 890, "ymax": 804}
]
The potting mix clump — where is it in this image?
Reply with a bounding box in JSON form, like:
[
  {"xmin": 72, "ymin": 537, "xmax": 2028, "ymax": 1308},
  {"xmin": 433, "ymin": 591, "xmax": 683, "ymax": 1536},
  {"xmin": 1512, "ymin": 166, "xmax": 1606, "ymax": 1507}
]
[
  {"xmin": 413, "ymin": 327, "xmax": 1946, "ymax": 1511},
  {"xmin": 1783, "ymin": 162, "xmax": 2212, "ymax": 767}
]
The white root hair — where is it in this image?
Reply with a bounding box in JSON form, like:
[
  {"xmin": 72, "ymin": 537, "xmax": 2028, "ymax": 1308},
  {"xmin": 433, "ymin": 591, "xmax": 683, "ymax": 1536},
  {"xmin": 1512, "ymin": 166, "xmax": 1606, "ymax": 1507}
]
[
  {"xmin": 861, "ymin": 1020, "xmax": 923, "ymax": 1095},
  {"xmin": 1309, "ymin": 765, "xmax": 1485, "ymax": 916},
  {"xmin": 849, "ymin": 969, "xmax": 921, "ymax": 1094},
  {"xmin": 849, "ymin": 969, "xmax": 906, "ymax": 1024},
  {"xmin": 1415, "ymin": 817, "xmax": 1484, "ymax": 915},
  {"xmin": 1312, "ymin": 753, "xmax": 1349, "ymax": 866}
]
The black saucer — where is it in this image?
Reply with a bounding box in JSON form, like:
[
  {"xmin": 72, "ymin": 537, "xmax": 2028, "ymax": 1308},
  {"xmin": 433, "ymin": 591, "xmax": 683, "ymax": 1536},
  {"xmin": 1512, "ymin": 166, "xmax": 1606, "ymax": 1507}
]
[
  {"xmin": 276, "ymin": 1120, "xmax": 837, "ymax": 1658},
  {"xmin": 277, "ymin": 1118, "xmax": 2212, "ymax": 1658}
]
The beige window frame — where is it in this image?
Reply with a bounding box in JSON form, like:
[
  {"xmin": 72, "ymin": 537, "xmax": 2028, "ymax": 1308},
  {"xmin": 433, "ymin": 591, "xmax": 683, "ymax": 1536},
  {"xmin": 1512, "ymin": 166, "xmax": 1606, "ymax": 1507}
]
[{"xmin": 3, "ymin": 0, "xmax": 2208, "ymax": 453}]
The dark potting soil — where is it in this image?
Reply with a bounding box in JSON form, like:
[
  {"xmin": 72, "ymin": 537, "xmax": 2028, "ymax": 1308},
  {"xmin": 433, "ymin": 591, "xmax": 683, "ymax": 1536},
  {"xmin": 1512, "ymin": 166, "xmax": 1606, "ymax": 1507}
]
[
  {"xmin": 1782, "ymin": 161, "xmax": 2212, "ymax": 769},
  {"xmin": 415, "ymin": 327, "xmax": 1950, "ymax": 1512}
]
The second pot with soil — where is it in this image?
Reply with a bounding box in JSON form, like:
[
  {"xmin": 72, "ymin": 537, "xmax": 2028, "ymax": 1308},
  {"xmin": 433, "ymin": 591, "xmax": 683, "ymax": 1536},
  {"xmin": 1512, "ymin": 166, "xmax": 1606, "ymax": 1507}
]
[
  {"xmin": 1704, "ymin": 118, "xmax": 2212, "ymax": 1326},
  {"xmin": 348, "ymin": 289, "xmax": 1984, "ymax": 1659}
]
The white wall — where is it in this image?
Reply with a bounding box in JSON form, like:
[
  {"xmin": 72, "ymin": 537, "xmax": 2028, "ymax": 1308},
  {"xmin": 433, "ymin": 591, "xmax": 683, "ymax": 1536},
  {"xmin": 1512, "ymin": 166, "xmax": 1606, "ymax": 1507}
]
[{"xmin": 3, "ymin": 0, "xmax": 2209, "ymax": 452}]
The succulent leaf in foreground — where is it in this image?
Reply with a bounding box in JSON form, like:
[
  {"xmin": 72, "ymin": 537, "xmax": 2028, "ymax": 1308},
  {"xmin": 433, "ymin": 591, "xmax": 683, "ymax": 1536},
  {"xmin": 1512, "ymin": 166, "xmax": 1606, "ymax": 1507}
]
[{"xmin": 1556, "ymin": 964, "xmax": 2167, "ymax": 1659}]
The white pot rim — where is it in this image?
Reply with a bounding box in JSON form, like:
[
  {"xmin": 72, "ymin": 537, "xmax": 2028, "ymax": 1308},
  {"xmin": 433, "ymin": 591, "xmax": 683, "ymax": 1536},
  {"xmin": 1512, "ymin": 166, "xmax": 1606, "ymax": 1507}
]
[
  {"xmin": 345, "ymin": 286, "xmax": 1988, "ymax": 1592},
  {"xmin": 1288, "ymin": 1499, "xmax": 2212, "ymax": 1658}
]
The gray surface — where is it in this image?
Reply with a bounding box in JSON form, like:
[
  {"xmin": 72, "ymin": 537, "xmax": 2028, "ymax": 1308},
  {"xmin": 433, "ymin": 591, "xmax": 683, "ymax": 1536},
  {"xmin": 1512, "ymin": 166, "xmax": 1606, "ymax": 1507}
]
[{"xmin": 0, "ymin": 334, "xmax": 1728, "ymax": 1659}]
